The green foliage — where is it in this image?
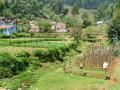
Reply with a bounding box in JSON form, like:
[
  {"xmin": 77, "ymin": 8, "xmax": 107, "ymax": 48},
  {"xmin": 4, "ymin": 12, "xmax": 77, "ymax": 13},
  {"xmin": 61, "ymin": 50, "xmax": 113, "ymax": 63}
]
[
  {"xmin": 72, "ymin": 4, "xmax": 79, "ymax": 15},
  {"xmin": 96, "ymin": 3, "xmax": 114, "ymax": 20},
  {"xmin": 38, "ymin": 19, "xmax": 52, "ymax": 32},
  {"xmin": 13, "ymin": 32, "xmax": 31, "ymax": 37},
  {"xmin": 113, "ymin": 48, "xmax": 120, "ymax": 57},
  {"xmin": 107, "ymin": 10, "xmax": 120, "ymax": 44},
  {"xmin": 82, "ymin": 19, "xmax": 91, "ymax": 28},
  {"xmin": 52, "ymin": 0, "xmax": 65, "ymax": 14},
  {"xmin": 0, "ymin": 53, "xmax": 29, "ymax": 78},
  {"xmin": 33, "ymin": 43, "xmax": 77, "ymax": 62},
  {"xmin": 72, "ymin": 29, "xmax": 81, "ymax": 44},
  {"xmin": 65, "ymin": 0, "xmax": 113, "ymax": 9},
  {"xmin": 16, "ymin": 51, "xmax": 31, "ymax": 57},
  {"xmin": 63, "ymin": 16, "xmax": 74, "ymax": 28},
  {"xmin": 116, "ymin": 0, "xmax": 120, "ymax": 9},
  {"xmin": 83, "ymin": 26, "xmax": 97, "ymax": 42}
]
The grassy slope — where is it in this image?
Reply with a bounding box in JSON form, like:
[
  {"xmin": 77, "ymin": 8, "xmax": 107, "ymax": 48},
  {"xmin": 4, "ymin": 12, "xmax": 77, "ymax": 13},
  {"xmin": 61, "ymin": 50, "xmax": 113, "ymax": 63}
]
[
  {"xmin": 0, "ymin": 24, "xmax": 109, "ymax": 90},
  {"xmin": 0, "ymin": 45, "xmax": 106, "ymax": 90},
  {"xmin": 28, "ymin": 70, "xmax": 105, "ymax": 90},
  {"xmin": 27, "ymin": 43, "xmax": 106, "ymax": 90}
]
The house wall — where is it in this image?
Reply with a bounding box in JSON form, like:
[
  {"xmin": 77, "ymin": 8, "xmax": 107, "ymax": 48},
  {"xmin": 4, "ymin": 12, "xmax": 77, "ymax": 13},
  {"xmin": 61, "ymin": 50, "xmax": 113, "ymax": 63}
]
[{"xmin": 0, "ymin": 26, "xmax": 16, "ymax": 35}]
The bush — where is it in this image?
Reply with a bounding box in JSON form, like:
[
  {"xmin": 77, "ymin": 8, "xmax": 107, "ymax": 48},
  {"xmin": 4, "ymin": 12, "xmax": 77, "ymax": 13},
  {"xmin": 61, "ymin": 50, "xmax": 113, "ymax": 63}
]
[
  {"xmin": 15, "ymin": 32, "xmax": 31, "ymax": 37},
  {"xmin": 0, "ymin": 34, "xmax": 3, "ymax": 38},
  {"xmin": 0, "ymin": 52, "xmax": 29, "ymax": 79},
  {"xmin": 34, "ymin": 50, "xmax": 50, "ymax": 62},
  {"xmin": 33, "ymin": 43, "xmax": 77, "ymax": 62},
  {"xmin": 16, "ymin": 51, "xmax": 31, "ymax": 57},
  {"xmin": 113, "ymin": 48, "xmax": 120, "ymax": 57},
  {"xmin": 2, "ymin": 34, "xmax": 16, "ymax": 38},
  {"xmin": 82, "ymin": 19, "xmax": 91, "ymax": 28}
]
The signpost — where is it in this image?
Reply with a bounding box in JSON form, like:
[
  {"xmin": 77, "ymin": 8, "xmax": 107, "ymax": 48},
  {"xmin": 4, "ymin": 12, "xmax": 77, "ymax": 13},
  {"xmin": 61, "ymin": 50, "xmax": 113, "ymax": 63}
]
[{"xmin": 103, "ymin": 62, "xmax": 109, "ymax": 80}]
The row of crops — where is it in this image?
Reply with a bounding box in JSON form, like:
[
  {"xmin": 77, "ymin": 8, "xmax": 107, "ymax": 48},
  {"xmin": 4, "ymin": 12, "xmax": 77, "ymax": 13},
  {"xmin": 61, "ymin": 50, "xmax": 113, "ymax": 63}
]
[{"xmin": 0, "ymin": 32, "xmax": 77, "ymax": 79}]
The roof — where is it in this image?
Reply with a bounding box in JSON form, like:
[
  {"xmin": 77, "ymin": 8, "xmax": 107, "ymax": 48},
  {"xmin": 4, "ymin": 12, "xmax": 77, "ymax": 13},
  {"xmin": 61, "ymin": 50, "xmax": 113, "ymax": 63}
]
[{"xmin": 0, "ymin": 25, "xmax": 15, "ymax": 30}]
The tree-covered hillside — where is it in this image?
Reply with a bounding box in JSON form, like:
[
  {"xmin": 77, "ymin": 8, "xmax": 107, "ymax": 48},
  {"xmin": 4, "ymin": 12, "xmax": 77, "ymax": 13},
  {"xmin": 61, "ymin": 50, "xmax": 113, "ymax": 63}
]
[
  {"xmin": 65, "ymin": 0, "xmax": 114, "ymax": 9},
  {"xmin": 41, "ymin": 0, "xmax": 114, "ymax": 9}
]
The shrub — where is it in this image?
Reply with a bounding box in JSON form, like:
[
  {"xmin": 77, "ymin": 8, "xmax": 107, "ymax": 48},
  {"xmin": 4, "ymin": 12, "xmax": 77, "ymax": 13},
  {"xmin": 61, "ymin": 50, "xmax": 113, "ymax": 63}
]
[
  {"xmin": 16, "ymin": 51, "xmax": 30, "ymax": 57},
  {"xmin": 0, "ymin": 52, "xmax": 29, "ymax": 79},
  {"xmin": 34, "ymin": 50, "xmax": 50, "ymax": 62},
  {"xmin": 0, "ymin": 34, "xmax": 3, "ymax": 38},
  {"xmin": 2, "ymin": 34, "xmax": 15, "ymax": 38},
  {"xmin": 15, "ymin": 32, "xmax": 31, "ymax": 37},
  {"xmin": 113, "ymin": 48, "xmax": 120, "ymax": 57},
  {"xmin": 82, "ymin": 19, "xmax": 91, "ymax": 28},
  {"xmin": 33, "ymin": 43, "xmax": 77, "ymax": 62}
]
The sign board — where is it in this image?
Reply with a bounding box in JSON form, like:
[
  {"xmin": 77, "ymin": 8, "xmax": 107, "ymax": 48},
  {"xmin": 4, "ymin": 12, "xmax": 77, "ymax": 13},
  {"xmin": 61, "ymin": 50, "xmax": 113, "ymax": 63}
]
[{"xmin": 103, "ymin": 62, "xmax": 108, "ymax": 69}]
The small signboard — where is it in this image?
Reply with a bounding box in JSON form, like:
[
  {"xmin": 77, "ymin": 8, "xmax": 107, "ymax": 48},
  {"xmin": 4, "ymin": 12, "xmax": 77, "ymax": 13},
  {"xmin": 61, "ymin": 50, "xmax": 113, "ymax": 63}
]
[{"xmin": 103, "ymin": 62, "xmax": 108, "ymax": 69}]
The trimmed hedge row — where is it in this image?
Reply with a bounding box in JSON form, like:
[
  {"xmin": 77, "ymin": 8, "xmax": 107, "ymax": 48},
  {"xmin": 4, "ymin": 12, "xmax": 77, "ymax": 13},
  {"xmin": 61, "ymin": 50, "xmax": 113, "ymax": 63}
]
[{"xmin": 33, "ymin": 42, "xmax": 77, "ymax": 62}]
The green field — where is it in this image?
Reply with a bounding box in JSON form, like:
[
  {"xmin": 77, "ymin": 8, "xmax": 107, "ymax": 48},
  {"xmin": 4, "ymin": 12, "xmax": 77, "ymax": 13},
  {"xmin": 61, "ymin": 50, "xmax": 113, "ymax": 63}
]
[
  {"xmin": 0, "ymin": 49, "xmax": 106, "ymax": 90},
  {"xmin": 0, "ymin": 29, "xmax": 108, "ymax": 90}
]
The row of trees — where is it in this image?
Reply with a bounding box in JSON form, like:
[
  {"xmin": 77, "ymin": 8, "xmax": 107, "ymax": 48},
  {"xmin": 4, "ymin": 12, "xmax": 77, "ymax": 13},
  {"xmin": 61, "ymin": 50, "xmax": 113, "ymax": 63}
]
[
  {"xmin": 107, "ymin": 0, "xmax": 120, "ymax": 44},
  {"xmin": 0, "ymin": 0, "xmax": 68, "ymax": 20},
  {"xmin": 43, "ymin": 0, "xmax": 113, "ymax": 9},
  {"xmin": 96, "ymin": 3, "xmax": 114, "ymax": 20}
]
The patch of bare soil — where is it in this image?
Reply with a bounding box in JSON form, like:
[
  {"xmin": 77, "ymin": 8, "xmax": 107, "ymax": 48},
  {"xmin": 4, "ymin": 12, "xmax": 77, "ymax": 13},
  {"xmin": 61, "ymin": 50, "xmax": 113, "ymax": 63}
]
[{"xmin": 0, "ymin": 87, "xmax": 6, "ymax": 90}]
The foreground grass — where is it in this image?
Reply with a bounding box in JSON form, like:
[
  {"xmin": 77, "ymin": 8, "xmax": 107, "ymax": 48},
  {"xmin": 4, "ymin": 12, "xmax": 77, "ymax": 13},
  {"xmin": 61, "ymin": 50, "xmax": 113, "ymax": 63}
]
[
  {"xmin": 28, "ymin": 70, "xmax": 105, "ymax": 90},
  {"xmin": 0, "ymin": 63, "xmax": 61, "ymax": 90},
  {"xmin": 0, "ymin": 48, "xmax": 106, "ymax": 90},
  {"xmin": 27, "ymin": 48, "xmax": 106, "ymax": 90}
]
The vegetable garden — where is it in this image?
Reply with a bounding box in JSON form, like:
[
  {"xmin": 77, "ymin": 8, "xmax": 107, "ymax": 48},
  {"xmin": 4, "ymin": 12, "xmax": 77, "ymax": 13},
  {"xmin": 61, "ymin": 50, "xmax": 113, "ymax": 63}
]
[{"xmin": 0, "ymin": 32, "xmax": 77, "ymax": 79}]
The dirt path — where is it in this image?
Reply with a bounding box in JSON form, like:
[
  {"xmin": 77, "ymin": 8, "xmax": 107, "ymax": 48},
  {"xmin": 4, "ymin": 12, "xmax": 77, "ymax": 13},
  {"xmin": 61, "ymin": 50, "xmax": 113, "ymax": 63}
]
[{"xmin": 0, "ymin": 87, "xmax": 6, "ymax": 90}]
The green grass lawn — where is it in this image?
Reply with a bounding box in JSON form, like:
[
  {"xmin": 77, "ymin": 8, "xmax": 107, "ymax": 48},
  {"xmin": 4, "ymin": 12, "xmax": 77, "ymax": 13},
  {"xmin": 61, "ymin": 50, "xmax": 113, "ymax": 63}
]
[
  {"xmin": 27, "ymin": 47, "xmax": 106, "ymax": 90},
  {"xmin": 0, "ymin": 32, "xmax": 109, "ymax": 90},
  {"xmin": 28, "ymin": 70, "xmax": 105, "ymax": 90},
  {"xmin": 0, "ymin": 45, "xmax": 107, "ymax": 90}
]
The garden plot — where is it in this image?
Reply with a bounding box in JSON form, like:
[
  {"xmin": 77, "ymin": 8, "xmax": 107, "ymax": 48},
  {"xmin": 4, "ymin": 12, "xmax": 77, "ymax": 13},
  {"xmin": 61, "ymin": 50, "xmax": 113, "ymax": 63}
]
[{"xmin": 11, "ymin": 40, "xmax": 72, "ymax": 48}]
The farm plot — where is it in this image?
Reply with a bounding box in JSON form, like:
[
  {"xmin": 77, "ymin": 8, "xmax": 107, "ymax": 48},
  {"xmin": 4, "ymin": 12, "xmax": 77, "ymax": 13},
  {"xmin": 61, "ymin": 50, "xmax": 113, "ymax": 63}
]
[
  {"xmin": 0, "ymin": 33, "xmax": 73, "ymax": 54},
  {"xmin": 11, "ymin": 41, "xmax": 72, "ymax": 48}
]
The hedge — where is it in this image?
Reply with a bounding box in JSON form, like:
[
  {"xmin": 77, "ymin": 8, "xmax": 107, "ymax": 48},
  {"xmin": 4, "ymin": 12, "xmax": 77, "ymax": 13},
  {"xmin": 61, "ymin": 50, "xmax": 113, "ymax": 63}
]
[{"xmin": 33, "ymin": 42, "xmax": 77, "ymax": 62}]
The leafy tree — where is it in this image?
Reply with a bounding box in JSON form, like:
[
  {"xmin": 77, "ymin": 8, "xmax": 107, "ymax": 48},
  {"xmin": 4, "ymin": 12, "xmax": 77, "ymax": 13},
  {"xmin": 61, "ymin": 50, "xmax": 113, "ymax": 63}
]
[
  {"xmin": 63, "ymin": 8, "xmax": 69, "ymax": 15},
  {"xmin": 63, "ymin": 16, "xmax": 74, "ymax": 28},
  {"xmin": 52, "ymin": 0, "xmax": 65, "ymax": 14},
  {"xmin": 72, "ymin": 4, "xmax": 79, "ymax": 15},
  {"xmin": 38, "ymin": 19, "xmax": 52, "ymax": 32},
  {"xmin": 82, "ymin": 19, "xmax": 91, "ymax": 28},
  {"xmin": 116, "ymin": 0, "xmax": 120, "ymax": 9},
  {"xmin": 96, "ymin": 3, "xmax": 114, "ymax": 20},
  {"xmin": 52, "ymin": 15, "xmax": 61, "ymax": 22},
  {"xmin": 107, "ymin": 10, "xmax": 120, "ymax": 44}
]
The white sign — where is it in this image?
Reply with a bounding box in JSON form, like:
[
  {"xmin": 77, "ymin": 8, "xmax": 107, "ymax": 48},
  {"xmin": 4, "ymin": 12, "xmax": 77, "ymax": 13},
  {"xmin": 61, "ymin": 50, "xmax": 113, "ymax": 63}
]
[{"xmin": 103, "ymin": 62, "xmax": 108, "ymax": 69}]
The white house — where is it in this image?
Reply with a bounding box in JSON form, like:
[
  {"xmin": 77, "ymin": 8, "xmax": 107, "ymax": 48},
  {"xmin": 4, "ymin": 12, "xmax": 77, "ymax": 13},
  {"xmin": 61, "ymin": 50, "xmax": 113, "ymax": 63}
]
[{"xmin": 97, "ymin": 21, "xmax": 104, "ymax": 25}]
